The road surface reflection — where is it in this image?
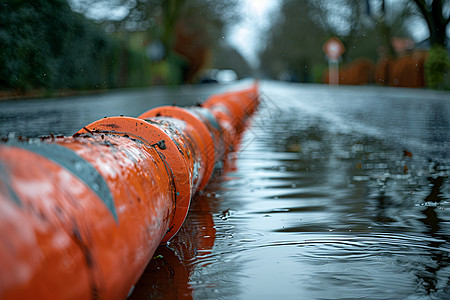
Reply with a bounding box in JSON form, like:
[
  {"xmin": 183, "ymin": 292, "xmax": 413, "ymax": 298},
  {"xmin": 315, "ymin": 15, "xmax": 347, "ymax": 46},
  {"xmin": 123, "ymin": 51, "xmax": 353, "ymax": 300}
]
[{"xmin": 2, "ymin": 82, "xmax": 449, "ymax": 298}]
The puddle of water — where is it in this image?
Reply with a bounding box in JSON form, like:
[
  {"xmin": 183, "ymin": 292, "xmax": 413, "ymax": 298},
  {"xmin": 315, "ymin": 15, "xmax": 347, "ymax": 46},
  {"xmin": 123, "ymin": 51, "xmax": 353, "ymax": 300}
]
[
  {"xmin": 131, "ymin": 83, "xmax": 450, "ymax": 299},
  {"xmin": 4, "ymin": 83, "xmax": 448, "ymax": 298}
]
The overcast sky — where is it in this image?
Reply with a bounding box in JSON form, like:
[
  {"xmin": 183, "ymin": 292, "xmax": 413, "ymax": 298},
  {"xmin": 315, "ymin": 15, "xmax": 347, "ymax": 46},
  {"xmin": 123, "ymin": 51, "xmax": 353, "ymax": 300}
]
[{"xmin": 226, "ymin": 0, "xmax": 280, "ymax": 69}]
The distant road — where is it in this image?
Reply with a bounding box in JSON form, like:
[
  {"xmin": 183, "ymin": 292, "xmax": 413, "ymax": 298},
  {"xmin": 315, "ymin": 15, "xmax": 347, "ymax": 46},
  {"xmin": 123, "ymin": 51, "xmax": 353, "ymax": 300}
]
[
  {"xmin": 1, "ymin": 80, "xmax": 449, "ymax": 160},
  {"xmin": 0, "ymin": 83, "xmax": 250, "ymax": 138}
]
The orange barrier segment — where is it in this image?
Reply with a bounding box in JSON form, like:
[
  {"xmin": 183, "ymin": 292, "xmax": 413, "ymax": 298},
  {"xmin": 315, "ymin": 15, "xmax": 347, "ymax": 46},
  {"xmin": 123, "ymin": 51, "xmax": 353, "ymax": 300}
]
[
  {"xmin": 138, "ymin": 106, "xmax": 216, "ymax": 191},
  {"xmin": 202, "ymin": 84, "xmax": 259, "ymax": 153},
  {"xmin": 0, "ymin": 135, "xmax": 174, "ymax": 299},
  {"xmin": 202, "ymin": 84, "xmax": 259, "ymax": 132},
  {"xmin": 0, "ymin": 82, "xmax": 259, "ymax": 300}
]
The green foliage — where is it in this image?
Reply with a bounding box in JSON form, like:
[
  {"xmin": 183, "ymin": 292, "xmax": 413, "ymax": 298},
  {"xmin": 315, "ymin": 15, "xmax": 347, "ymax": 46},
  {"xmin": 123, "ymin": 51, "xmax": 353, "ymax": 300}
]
[
  {"xmin": 126, "ymin": 48, "xmax": 153, "ymax": 87},
  {"xmin": 312, "ymin": 64, "xmax": 328, "ymax": 83},
  {"xmin": 425, "ymin": 45, "xmax": 450, "ymax": 89},
  {"xmin": 0, "ymin": 0, "xmax": 152, "ymax": 91}
]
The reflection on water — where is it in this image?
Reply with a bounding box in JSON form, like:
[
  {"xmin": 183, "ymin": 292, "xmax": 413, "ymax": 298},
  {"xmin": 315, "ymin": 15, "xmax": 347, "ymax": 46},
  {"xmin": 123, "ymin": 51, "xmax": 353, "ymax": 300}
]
[
  {"xmin": 131, "ymin": 83, "xmax": 449, "ymax": 299},
  {"xmin": 2, "ymin": 82, "xmax": 449, "ymax": 298}
]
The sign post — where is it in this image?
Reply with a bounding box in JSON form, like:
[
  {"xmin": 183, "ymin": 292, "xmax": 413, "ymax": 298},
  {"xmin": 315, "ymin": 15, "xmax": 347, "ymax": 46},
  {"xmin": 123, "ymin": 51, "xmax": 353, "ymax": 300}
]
[{"xmin": 323, "ymin": 37, "xmax": 345, "ymax": 85}]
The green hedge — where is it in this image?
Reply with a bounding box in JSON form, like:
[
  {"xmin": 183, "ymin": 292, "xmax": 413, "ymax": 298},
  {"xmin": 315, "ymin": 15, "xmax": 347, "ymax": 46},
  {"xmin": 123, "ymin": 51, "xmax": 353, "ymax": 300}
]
[
  {"xmin": 0, "ymin": 0, "xmax": 151, "ymax": 91},
  {"xmin": 425, "ymin": 45, "xmax": 450, "ymax": 89}
]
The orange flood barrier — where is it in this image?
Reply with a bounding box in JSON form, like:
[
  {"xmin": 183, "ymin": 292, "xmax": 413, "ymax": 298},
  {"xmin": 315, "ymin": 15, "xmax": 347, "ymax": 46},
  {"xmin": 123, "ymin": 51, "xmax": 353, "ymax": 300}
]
[{"xmin": 0, "ymin": 83, "xmax": 259, "ymax": 300}]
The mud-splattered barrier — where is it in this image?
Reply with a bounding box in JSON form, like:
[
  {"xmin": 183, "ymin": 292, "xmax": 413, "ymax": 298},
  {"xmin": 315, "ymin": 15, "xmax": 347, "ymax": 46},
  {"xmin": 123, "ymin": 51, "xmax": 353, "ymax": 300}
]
[{"xmin": 0, "ymin": 83, "xmax": 259, "ymax": 300}]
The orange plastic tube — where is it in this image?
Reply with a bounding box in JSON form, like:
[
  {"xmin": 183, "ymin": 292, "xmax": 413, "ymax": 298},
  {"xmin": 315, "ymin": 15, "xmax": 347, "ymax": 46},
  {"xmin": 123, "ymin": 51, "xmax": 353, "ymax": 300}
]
[{"xmin": 0, "ymin": 83, "xmax": 259, "ymax": 300}]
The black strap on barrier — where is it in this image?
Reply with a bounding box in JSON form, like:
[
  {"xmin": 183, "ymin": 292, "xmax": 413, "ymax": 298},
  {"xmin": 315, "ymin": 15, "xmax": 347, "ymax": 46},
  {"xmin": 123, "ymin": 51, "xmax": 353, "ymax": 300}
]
[
  {"xmin": 0, "ymin": 159, "xmax": 23, "ymax": 206},
  {"xmin": 8, "ymin": 142, "xmax": 118, "ymax": 222}
]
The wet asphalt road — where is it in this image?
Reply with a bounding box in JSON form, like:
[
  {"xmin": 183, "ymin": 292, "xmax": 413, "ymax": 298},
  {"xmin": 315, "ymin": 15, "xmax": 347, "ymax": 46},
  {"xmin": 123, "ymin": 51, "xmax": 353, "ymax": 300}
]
[
  {"xmin": 1, "ymin": 81, "xmax": 450, "ymax": 299},
  {"xmin": 0, "ymin": 83, "xmax": 242, "ymax": 138}
]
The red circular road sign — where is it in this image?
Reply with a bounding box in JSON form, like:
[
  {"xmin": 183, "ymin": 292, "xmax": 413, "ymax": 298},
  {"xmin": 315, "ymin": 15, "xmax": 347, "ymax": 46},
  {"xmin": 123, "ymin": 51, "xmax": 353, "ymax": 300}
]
[{"xmin": 323, "ymin": 37, "xmax": 345, "ymax": 60}]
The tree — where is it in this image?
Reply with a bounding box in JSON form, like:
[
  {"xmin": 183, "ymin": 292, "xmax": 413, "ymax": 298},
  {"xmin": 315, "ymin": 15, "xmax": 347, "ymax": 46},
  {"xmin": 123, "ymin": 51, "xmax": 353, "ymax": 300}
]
[
  {"xmin": 0, "ymin": 0, "xmax": 144, "ymax": 91},
  {"xmin": 367, "ymin": 0, "xmax": 417, "ymax": 58},
  {"xmin": 308, "ymin": 0, "xmax": 369, "ymax": 60},
  {"xmin": 69, "ymin": 0, "xmax": 240, "ymax": 83},
  {"xmin": 308, "ymin": 0, "xmax": 416, "ymax": 60},
  {"xmin": 411, "ymin": 0, "xmax": 449, "ymax": 47},
  {"xmin": 259, "ymin": 0, "xmax": 329, "ymax": 82}
]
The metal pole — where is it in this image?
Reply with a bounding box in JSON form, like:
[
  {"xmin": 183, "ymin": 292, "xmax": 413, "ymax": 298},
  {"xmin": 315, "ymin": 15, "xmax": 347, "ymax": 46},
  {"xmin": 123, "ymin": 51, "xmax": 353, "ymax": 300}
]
[{"xmin": 329, "ymin": 59, "xmax": 339, "ymax": 85}]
